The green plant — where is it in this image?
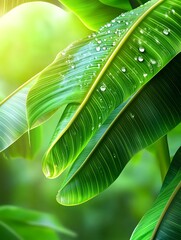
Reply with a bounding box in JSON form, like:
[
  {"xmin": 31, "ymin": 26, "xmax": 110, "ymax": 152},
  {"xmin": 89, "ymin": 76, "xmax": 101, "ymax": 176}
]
[{"xmin": 0, "ymin": 0, "xmax": 180, "ymax": 239}]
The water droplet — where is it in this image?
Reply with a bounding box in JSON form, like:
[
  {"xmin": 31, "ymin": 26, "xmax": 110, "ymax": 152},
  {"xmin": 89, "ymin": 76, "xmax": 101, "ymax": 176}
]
[
  {"xmin": 112, "ymin": 41, "xmax": 116, "ymax": 46},
  {"xmin": 171, "ymin": 9, "xmax": 176, "ymax": 14},
  {"xmin": 96, "ymin": 46, "xmax": 101, "ymax": 51},
  {"xmin": 139, "ymin": 29, "xmax": 144, "ymax": 34},
  {"xmin": 91, "ymin": 126, "xmax": 95, "ymax": 131},
  {"xmin": 97, "ymin": 40, "xmax": 102, "ymax": 44},
  {"xmin": 112, "ymin": 19, "xmax": 116, "ymax": 23},
  {"xmin": 107, "ymin": 30, "xmax": 111, "ymax": 34},
  {"xmin": 163, "ymin": 28, "xmax": 170, "ymax": 35},
  {"xmin": 107, "ymin": 23, "xmax": 111, "ymax": 27},
  {"xmin": 121, "ymin": 67, "xmax": 127, "ymax": 73},
  {"xmin": 100, "ymin": 84, "xmax": 106, "ymax": 92},
  {"xmin": 138, "ymin": 56, "xmax": 144, "ymax": 62},
  {"xmin": 139, "ymin": 46, "xmax": 145, "ymax": 53},
  {"xmin": 143, "ymin": 73, "xmax": 148, "ymax": 78},
  {"xmin": 98, "ymin": 123, "xmax": 101, "ymax": 128},
  {"xmin": 102, "ymin": 46, "xmax": 107, "ymax": 51},
  {"xmin": 121, "ymin": 13, "xmax": 125, "ymax": 17},
  {"xmin": 125, "ymin": 21, "xmax": 129, "ymax": 25},
  {"xmin": 71, "ymin": 65, "xmax": 75, "ymax": 69},
  {"xmin": 61, "ymin": 51, "xmax": 66, "ymax": 56},
  {"xmin": 97, "ymin": 63, "xmax": 101, "ymax": 68},
  {"xmin": 129, "ymin": 113, "xmax": 135, "ymax": 119},
  {"xmin": 150, "ymin": 59, "xmax": 156, "ymax": 65}
]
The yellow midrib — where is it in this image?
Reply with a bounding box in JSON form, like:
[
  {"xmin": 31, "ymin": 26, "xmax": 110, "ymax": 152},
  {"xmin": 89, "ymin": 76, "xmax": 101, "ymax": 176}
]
[{"xmin": 46, "ymin": 0, "xmax": 163, "ymax": 154}]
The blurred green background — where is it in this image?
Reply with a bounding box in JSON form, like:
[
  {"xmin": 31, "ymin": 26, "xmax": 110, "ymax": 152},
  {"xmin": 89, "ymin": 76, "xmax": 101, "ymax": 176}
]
[{"xmin": 0, "ymin": 1, "xmax": 180, "ymax": 240}]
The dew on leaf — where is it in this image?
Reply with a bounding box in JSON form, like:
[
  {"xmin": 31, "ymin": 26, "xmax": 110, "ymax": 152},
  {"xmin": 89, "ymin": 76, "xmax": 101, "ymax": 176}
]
[
  {"xmin": 129, "ymin": 113, "xmax": 135, "ymax": 119},
  {"xmin": 163, "ymin": 28, "xmax": 170, "ymax": 35},
  {"xmin": 138, "ymin": 56, "xmax": 144, "ymax": 62},
  {"xmin": 121, "ymin": 67, "xmax": 127, "ymax": 73},
  {"xmin": 139, "ymin": 46, "xmax": 145, "ymax": 53},
  {"xmin": 96, "ymin": 46, "xmax": 101, "ymax": 52},
  {"xmin": 143, "ymin": 73, "xmax": 148, "ymax": 78},
  {"xmin": 150, "ymin": 59, "xmax": 157, "ymax": 65},
  {"xmin": 100, "ymin": 84, "xmax": 106, "ymax": 92}
]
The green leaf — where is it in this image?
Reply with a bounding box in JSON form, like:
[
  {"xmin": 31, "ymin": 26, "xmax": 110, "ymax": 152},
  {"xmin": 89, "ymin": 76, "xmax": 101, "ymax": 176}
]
[
  {"xmin": 59, "ymin": 0, "xmax": 126, "ymax": 30},
  {"xmin": 57, "ymin": 53, "xmax": 181, "ymax": 205},
  {"xmin": 0, "ymin": 205, "xmax": 75, "ymax": 240},
  {"xmin": 0, "ymin": 77, "xmax": 37, "ymax": 152},
  {"xmin": 27, "ymin": 0, "xmax": 181, "ymax": 179},
  {"xmin": 130, "ymin": 147, "xmax": 181, "ymax": 240}
]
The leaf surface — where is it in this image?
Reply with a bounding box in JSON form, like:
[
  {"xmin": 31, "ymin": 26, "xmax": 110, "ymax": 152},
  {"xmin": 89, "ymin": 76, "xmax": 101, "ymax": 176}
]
[
  {"xmin": 27, "ymin": 0, "xmax": 181, "ymax": 178},
  {"xmin": 57, "ymin": 54, "xmax": 181, "ymax": 205},
  {"xmin": 130, "ymin": 147, "xmax": 181, "ymax": 240}
]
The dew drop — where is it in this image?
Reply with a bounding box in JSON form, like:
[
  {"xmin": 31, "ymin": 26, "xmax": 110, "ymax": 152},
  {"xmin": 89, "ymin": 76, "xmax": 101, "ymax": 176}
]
[
  {"xmin": 139, "ymin": 29, "xmax": 144, "ymax": 34},
  {"xmin": 102, "ymin": 46, "xmax": 107, "ymax": 51},
  {"xmin": 150, "ymin": 59, "xmax": 156, "ymax": 65},
  {"xmin": 171, "ymin": 9, "xmax": 176, "ymax": 14},
  {"xmin": 97, "ymin": 40, "xmax": 102, "ymax": 44},
  {"xmin": 139, "ymin": 46, "xmax": 145, "ymax": 53},
  {"xmin": 163, "ymin": 28, "xmax": 170, "ymax": 35},
  {"xmin": 107, "ymin": 23, "xmax": 111, "ymax": 27},
  {"xmin": 138, "ymin": 56, "xmax": 144, "ymax": 62},
  {"xmin": 112, "ymin": 41, "xmax": 116, "ymax": 46},
  {"xmin": 129, "ymin": 113, "xmax": 135, "ymax": 119},
  {"xmin": 97, "ymin": 63, "xmax": 101, "ymax": 68},
  {"xmin": 100, "ymin": 84, "xmax": 106, "ymax": 92},
  {"xmin": 96, "ymin": 46, "xmax": 101, "ymax": 51},
  {"xmin": 71, "ymin": 65, "xmax": 75, "ymax": 69},
  {"xmin": 125, "ymin": 21, "xmax": 129, "ymax": 25},
  {"xmin": 121, "ymin": 67, "xmax": 127, "ymax": 73},
  {"xmin": 143, "ymin": 73, "xmax": 148, "ymax": 78}
]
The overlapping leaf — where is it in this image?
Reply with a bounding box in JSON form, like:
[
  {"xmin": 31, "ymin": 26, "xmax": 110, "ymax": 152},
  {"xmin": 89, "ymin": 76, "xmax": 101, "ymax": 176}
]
[
  {"xmin": 130, "ymin": 147, "xmax": 181, "ymax": 240},
  {"xmin": 27, "ymin": 0, "xmax": 181, "ymax": 179},
  {"xmin": 0, "ymin": 78, "xmax": 36, "ymax": 152},
  {"xmin": 59, "ymin": 0, "xmax": 129, "ymax": 30},
  {"xmin": 57, "ymin": 54, "xmax": 181, "ymax": 205},
  {"xmin": 0, "ymin": 205, "xmax": 75, "ymax": 240}
]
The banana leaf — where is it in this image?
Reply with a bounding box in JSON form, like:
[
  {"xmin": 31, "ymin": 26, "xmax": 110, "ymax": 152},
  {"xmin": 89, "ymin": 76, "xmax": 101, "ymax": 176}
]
[
  {"xmin": 26, "ymin": 0, "xmax": 181, "ymax": 179},
  {"xmin": 59, "ymin": 0, "xmax": 130, "ymax": 30},
  {"xmin": 130, "ymin": 147, "xmax": 181, "ymax": 240},
  {"xmin": 0, "ymin": 77, "xmax": 37, "ymax": 152},
  {"xmin": 57, "ymin": 53, "xmax": 181, "ymax": 205},
  {"xmin": 0, "ymin": 205, "xmax": 75, "ymax": 240}
]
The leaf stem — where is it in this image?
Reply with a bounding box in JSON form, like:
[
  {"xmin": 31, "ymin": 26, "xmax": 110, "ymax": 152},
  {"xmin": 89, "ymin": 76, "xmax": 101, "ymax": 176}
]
[{"xmin": 154, "ymin": 135, "xmax": 170, "ymax": 181}]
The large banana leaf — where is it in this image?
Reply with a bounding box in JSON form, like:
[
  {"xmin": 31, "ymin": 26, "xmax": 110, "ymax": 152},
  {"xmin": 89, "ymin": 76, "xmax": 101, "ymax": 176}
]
[
  {"xmin": 130, "ymin": 147, "xmax": 181, "ymax": 240},
  {"xmin": 57, "ymin": 53, "xmax": 181, "ymax": 205},
  {"xmin": 27, "ymin": 0, "xmax": 181, "ymax": 179}
]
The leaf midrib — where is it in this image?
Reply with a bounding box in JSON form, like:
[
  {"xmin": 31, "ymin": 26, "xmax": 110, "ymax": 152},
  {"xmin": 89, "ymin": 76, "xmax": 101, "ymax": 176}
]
[{"xmin": 46, "ymin": 0, "xmax": 163, "ymax": 153}]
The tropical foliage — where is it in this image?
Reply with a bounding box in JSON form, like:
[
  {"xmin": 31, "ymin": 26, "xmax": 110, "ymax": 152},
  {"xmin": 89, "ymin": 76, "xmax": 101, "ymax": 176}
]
[{"xmin": 0, "ymin": 0, "xmax": 180, "ymax": 239}]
